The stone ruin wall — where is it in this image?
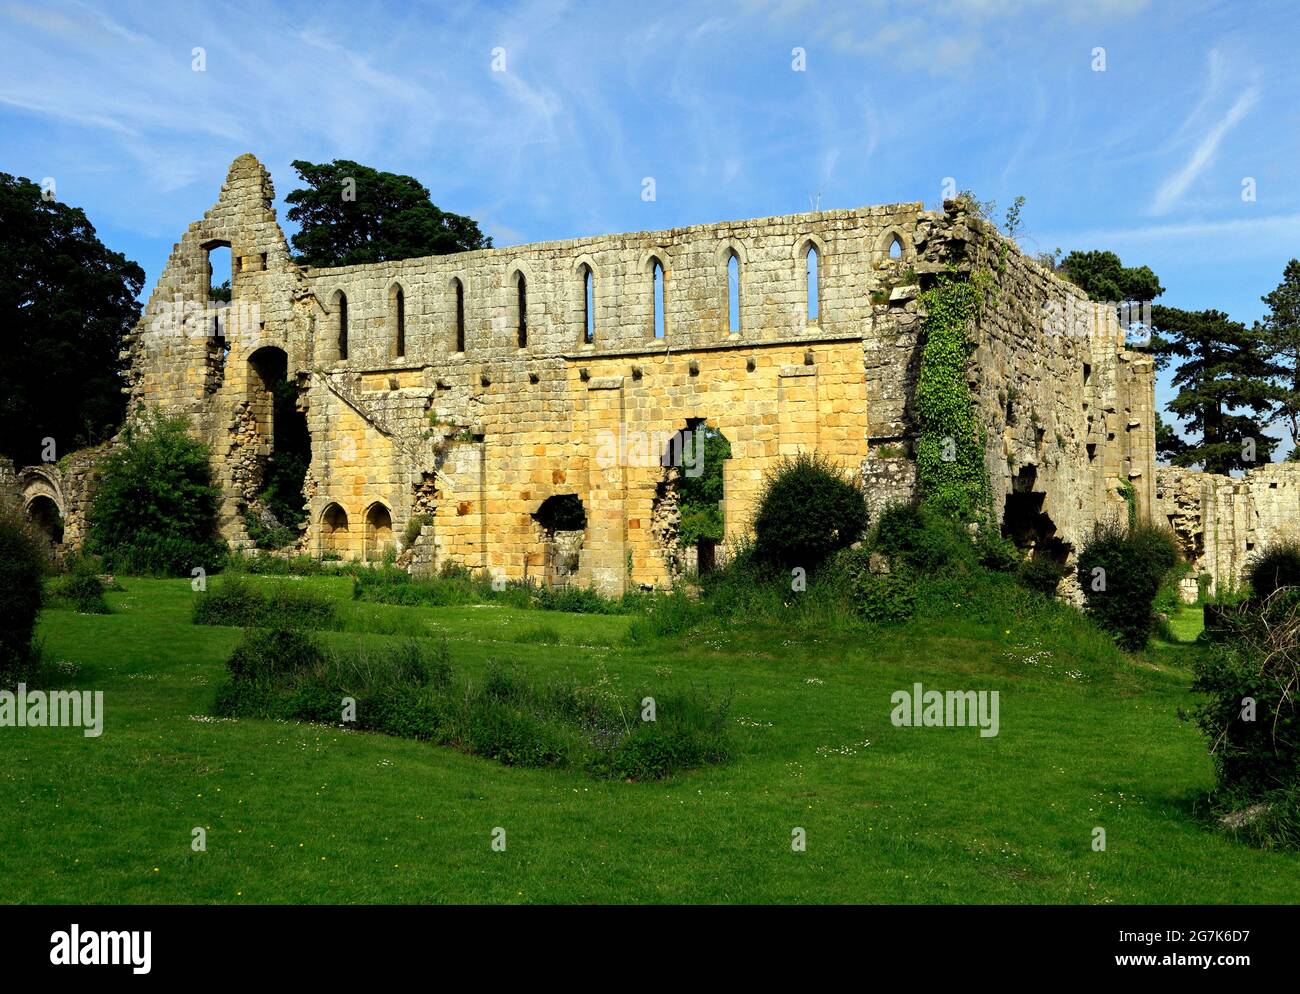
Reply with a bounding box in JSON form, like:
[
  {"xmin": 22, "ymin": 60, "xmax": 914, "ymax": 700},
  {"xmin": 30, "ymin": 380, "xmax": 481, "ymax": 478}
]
[
  {"xmin": 29, "ymin": 153, "xmax": 1153, "ymax": 597},
  {"xmin": 1155, "ymin": 463, "xmax": 1300, "ymax": 599}
]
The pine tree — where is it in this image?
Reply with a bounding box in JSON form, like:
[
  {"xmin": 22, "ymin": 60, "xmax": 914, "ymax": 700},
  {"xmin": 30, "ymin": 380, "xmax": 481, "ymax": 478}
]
[
  {"xmin": 1261, "ymin": 259, "xmax": 1300, "ymax": 460},
  {"xmin": 1152, "ymin": 305, "xmax": 1281, "ymax": 474}
]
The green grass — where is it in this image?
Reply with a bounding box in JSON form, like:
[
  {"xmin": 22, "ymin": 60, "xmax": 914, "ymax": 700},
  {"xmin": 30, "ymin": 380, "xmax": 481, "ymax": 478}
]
[{"xmin": 2, "ymin": 576, "xmax": 1296, "ymax": 904}]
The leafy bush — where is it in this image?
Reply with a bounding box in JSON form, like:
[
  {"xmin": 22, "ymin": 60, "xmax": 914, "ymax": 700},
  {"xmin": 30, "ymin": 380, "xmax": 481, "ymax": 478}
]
[
  {"xmin": 48, "ymin": 555, "xmax": 110, "ymax": 614},
  {"xmin": 854, "ymin": 571, "xmax": 917, "ymax": 623},
  {"xmin": 87, "ymin": 409, "xmax": 225, "ymax": 575},
  {"xmin": 1017, "ymin": 557, "xmax": 1067, "ymax": 597},
  {"xmin": 1246, "ymin": 539, "xmax": 1300, "ymax": 600},
  {"xmin": 193, "ymin": 574, "xmax": 336, "ymax": 629},
  {"xmin": 752, "ymin": 451, "xmax": 869, "ymax": 569},
  {"xmin": 871, "ymin": 502, "xmax": 970, "ymax": 572},
  {"xmin": 0, "ymin": 502, "xmax": 47, "ymax": 687},
  {"xmin": 1076, "ymin": 520, "xmax": 1180, "ymax": 650},
  {"xmin": 243, "ymin": 510, "xmax": 297, "ymax": 551}
]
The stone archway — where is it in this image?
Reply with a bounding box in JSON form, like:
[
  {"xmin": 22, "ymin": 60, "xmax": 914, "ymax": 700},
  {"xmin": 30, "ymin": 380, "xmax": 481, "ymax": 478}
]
[
  {"xmin": 25, "ymin": 494, "xmax": 64, "ymax": 546},
  {"xmin": 653, "ymin": 419, "xmax": 732, "ymax": 576},
  {"xmin": 364, "ymin": 502, "xmax": 393, "ymax": 562},
  {"xmin": 320, "ymin": 502, "xmax": 350, "ymax": 559},
  {"xmin": 243, "ymin": 345, "xmax": 310, "ymax": 548}
]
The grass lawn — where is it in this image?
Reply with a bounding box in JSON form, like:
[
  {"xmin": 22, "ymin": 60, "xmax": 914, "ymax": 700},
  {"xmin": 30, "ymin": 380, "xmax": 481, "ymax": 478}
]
[{"xmin": 0, "ymin": 575, "xmax": 1293, "ymax": 904}]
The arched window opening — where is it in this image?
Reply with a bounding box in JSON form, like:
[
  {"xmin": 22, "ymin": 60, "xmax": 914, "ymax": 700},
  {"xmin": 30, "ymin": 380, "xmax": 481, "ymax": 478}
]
[
  {"xmin": 364, "ymin": 503, "xmax": 394, "ymax": 562},
  {"xmin": 582, "ymin": 265, "xmax": 595, "ymax": 345},
  {"xmin": 335, "ymin": 291, "xmax": 349, "ymax": 361},
  {"xmin": 652, "ymin": 258, "xmax": 666, "ymax": 340},
  {"xmin": 805, "ymin": 244, "xmax": 820, "ymax": 322},
  {"xmin": 26, "ymin": 495, "xmax": 64, "ymax": 546},
  {"xmin": 655, "ymin": 419, "xmax": 733, "ymax": 576},
  {"xmin": 320, "ymin": 503, "xmax": 350, "ymax": 559},
  {"xmin": 515, "ymin": 272, "xmax": 528, "ymax": 348},
  {"xmin": 888, "ymin": 235, "xmax": 903, "ymax": 260},
  {"xmin": 726, "ymin": 250, "xmax": 741, "ymax": 335},
  {"xmin": 453, "ymin": 278, "xmax": 465, "ymax": 353},
  {"xmin": 390, "ymin": 284, "xmax": 406, "ymax": 358}
]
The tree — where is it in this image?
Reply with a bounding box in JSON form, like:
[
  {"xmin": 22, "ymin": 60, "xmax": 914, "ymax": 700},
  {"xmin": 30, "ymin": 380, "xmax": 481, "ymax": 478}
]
[
  {"xmin": 1059, "ymin": 249, "xmax": 1164, "ymax": 306},
  {"xmin": 0, "ymin": 173, "xmax": 144, "ymax": 466},
  {"xmin": 1261, "ymin": 259, "xmax": 1300, "ymax": 460},
  {"xmin": 1154, "ymin": 412, "xmax": 1188, "ymax": 464},
  {"xmin": 86, "ymin": 409, "xmax": 225, "ymax": 576},
  {"xmin": 285, "ymin": 160, "xmax": 492, "ymax": 268},
  {"xmin": 1152, "ymin": 306, "xmax": 1281, "ymax": 474},
  {"xmin": 675, "ymin": 423, "xmax": 731, "ymax": 547}
]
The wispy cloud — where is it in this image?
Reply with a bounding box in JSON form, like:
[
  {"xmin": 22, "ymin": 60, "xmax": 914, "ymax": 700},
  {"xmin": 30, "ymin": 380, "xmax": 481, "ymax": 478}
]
[{"xmin": 1149, "ymin": 52, "xmax": 1260, "ymax": 215}]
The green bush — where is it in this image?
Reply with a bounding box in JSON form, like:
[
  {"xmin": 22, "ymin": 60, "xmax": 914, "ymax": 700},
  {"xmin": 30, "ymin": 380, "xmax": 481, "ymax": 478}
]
[
  {"xmin": 1246, "ymin": 539, "xmax": 1300, "ymax": 600},
  {"xmin": 1077, "ymin": 520, "xmax": 1180, "ymax": 650},
  {"xmin": 752, "ymin": 451, "xmax": 869, "ymax": 569},
  {"xmin": 48, "ymin": 556, "xmax": 110, "ymax": 614},
  {"xmin": 854, "ymin": 571, "xmax": 916, "ymax": 623},
  {"xmin": 871, "ymin": 502, "xmax": 971, "ymax": 572},
  {"xmin": 1017, "ymin": 557, "xmax": 1067, "ymax": 597},
  {"xmin": 0, "ymin": 502, "xmax": 47, "ymax": 687},
  {"xmin": 1188, "ymin": 594, "xmax": 1300, "ymax": 813},
  {"xmin": 193, "ymin": 574, "xmax": 336, "ymax": 629},
  {"xmin": 87, "ymin": 409, "xmax": 225, "ymax": 575}
]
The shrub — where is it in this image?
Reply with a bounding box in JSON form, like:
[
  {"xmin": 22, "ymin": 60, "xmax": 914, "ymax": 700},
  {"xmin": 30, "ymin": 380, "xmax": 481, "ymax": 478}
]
[
  {"xmin": 402, "ymin": 513, "xmax": 432, "ymax": 547},
  {"xmin": 48, "ymin": 555, "xmax": 110, "ymax": 614},
  {"xmin": 1077, "ymin": 519, "xmax": 1180, "ymax": 650},
  {"xmin": 871, "ymin": 502, "xmax": 971, "ymax": 572},
  {"xmin": 854, "ymin": 571, "xmax": 916, "ymax": 624},
  {"xmin": 1246, "ymin": 538, "xmax": 1300, "ymax": 600},
  {"xmin": 224, "ymin": 626, "xmax": 323, "ymax": 686},
  {"xmin": 87, "ymin": 409, "xmax": 225, "ymax": 576},
  {"xmin": 1017, "ymin": 557, "xmax": 1067, "ymax": 597},
  {"xmin": 0, "ymin": 502, "xmax": 47, "ymax": 687},
  {"xmin": 1189, "ymin": 593, "xmax": 1300, "ymax": 797},
  {"xmin": 752, "ymin": 451, "xmax": 869, "ymax": 569},
  {"xmin": 193, "ymin": 574, "xmax": 336, "ymax": 629}
]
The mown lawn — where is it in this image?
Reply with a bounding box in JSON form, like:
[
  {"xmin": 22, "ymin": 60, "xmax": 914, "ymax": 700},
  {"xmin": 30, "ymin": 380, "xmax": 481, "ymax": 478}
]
[{"xmin": 0, "ymin": 576, "xmax": 1293, "ymax": 904}]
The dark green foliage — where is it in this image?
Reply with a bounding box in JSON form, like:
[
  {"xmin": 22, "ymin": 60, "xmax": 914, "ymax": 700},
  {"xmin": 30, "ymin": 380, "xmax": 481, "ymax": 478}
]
[
  {"xmin": 675, "ymin": 424, "xmax": 731, "ymax": 546},
  {"xmin": 0, "ymin": 173, "xmax": 144, "ymax": 465},
  {"xmin": 914, "ymin": 273, "xmax": 990, "ymax": 521},
  {"xmin": 0, "ymin": 502, "xmax": 47, "ymax": 686},
  {"xmin": 1245, "ymin": 539, "xmax": 1300, "ymax": 600},
  {"xmin": 872, "ymin": 502, "xmax": 967, "ymax": 572},
  {"xmin": 1188, "ymin": 593, "xmax": 1300, "ymax": 848},
  {"xmin": 47, "ymin": 555, "xmax": 110, "ymax": 614},
  {"xmin": 86, "ymin": 409, "xmax": 225, "ymax": 576},
  {"xmin": 1077, "ymin": 520, "xmax": 1180, "ymax": 649},
  {"xmin": 1152, "ymin": 306, "xmax": 1281, "ymax": 474},
  {"xmin": 243, "ymin": 511, "xmax": 297, "ymax": 552},
  {"xmin": 258, "ymin": 379, "xmax": 309, "ymax": 532},
  {"xmin": 1018, "ymin": 557, "xmax": 1067, "ymax": 597},
  {"xmin": 852, "ymin": 570, "xmax": 916, "ymax": 623},
  {"xmin": 752, "ymin": 451, "xmax": 869, "ymax": 569},
  {"xmin": 285, "ymin": 159, "xmax": 492, "ymax": 268},
  {"xmin": 1058, "ymin": 249, "xmax": 1164, "ymax": 307},
  {"xmin": 213, "ymin": 627, "xmax": 728, "ymax": 780},
  {"xmin": 1261, "ymin": 259, "xmax": 1300, "ymax": 460},
  {"xmin": 192, "ymin": 574, "xmax": 336, "ymax": 629}
]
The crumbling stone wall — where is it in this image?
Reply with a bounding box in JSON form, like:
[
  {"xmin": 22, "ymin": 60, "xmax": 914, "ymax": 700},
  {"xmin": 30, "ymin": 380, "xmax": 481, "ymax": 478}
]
[
  {"xmin": 110, "ymin": 153, "xmax": 1155, "ymax": 595},
  {"xmin": 1155, "ymin": 463, "xmax": 1300, "ymax": 597}
]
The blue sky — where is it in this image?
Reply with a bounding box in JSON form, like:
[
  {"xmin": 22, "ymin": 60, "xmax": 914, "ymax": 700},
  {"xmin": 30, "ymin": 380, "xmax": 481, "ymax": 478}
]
[{"xmin": 2, "ymin": 0, "xmax": 1297, "ymax": 423}]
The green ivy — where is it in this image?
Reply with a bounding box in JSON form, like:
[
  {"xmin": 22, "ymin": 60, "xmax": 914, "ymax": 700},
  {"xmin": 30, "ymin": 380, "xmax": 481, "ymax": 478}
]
[{"xmin": 914, "ymin": 270, "xmax": 993, "ymax": 523}]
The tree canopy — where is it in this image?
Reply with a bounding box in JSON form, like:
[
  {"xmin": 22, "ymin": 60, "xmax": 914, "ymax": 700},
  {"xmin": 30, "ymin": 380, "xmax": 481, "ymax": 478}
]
[
  {"xmin": 0, "ymin": 173, "xmax": 144, "ymax": 466},
  {"xmin": 285, "ymin": 159, "xmax": 492, "ymax": 268},
  {"xmin": 1262, "ymin": 259, "xmax": 1300, "ymax": 460},
  {"xmin": 1152, "ymin": 305, "xmax": 1280, "ymax": 474},
  {"xmin": 1059, "ymin": 249, "xmax": 1164, "ymax": 306}
]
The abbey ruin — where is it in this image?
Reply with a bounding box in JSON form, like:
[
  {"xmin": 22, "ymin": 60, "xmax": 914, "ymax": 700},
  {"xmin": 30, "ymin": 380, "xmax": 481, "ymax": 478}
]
[{"xmin": 10, "ymin": 153, "xmax": 1291, "ymax": 597}]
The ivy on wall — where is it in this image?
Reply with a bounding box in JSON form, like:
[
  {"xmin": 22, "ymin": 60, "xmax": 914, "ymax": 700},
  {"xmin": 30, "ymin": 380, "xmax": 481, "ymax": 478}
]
[{"xmin": 914, "ymin": 269, "xmax": 994, "ymax": 523}]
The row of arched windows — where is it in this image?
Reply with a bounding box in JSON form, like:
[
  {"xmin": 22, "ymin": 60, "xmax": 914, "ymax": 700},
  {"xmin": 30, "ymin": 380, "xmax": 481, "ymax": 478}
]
[{"xmin": 324, "ymin": 232, "xmax": 908, "ymax": 360}]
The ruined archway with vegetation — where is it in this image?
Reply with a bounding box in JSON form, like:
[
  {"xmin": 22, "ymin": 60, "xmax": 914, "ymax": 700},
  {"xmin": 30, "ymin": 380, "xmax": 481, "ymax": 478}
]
[
  {"xmin": 653, "ymin": 419, "xmax": 732, "ymax": 576},
  {"xmin": 532, "ymin": 493, "xmax": 586, "ymax": 586},
  {"xmin": 245, "ymin": 346, "xmax": 310, "ymax": 549}
]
